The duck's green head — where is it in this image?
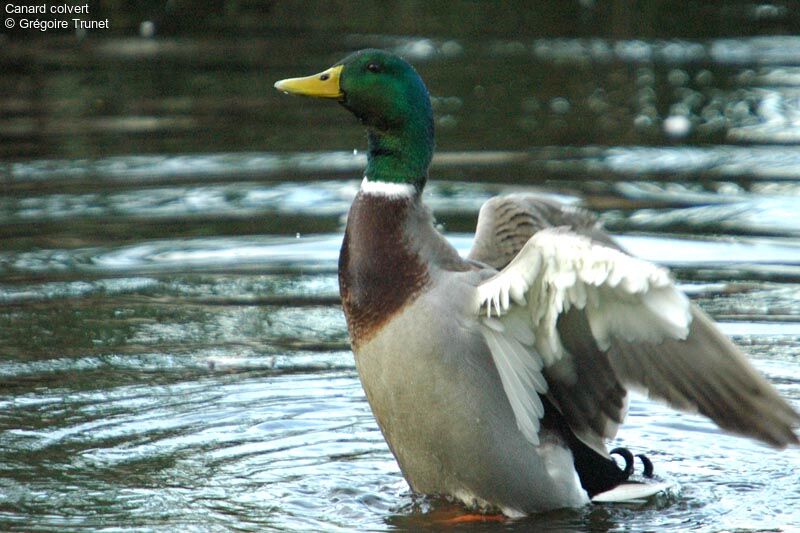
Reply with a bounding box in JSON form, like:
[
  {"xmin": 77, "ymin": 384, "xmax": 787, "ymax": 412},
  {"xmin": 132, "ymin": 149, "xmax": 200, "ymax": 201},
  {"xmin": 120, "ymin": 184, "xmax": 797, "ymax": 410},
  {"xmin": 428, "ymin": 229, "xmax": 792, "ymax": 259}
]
[{"xmin": 275, "ymin": 49, "xmax": 434, "ymax": 191}]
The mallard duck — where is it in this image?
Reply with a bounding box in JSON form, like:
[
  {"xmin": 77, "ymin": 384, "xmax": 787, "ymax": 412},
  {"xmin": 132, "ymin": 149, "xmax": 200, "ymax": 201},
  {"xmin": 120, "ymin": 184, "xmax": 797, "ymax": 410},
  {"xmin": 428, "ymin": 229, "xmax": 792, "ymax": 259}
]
[{"xmin": 274, "ymin": 49, "xmax": 799, "ymax": 515}]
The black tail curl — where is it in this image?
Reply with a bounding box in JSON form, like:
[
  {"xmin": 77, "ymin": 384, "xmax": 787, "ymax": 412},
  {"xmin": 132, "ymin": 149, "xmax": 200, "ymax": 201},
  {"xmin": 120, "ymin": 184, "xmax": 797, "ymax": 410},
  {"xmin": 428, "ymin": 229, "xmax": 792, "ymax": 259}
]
[
  {"xmin": 610, "ymin": 447, "xmax": 654, "ymax": 479},
  {"xmin": 541, "ymin": 397, "xmax": 654, "ymax": 498}
]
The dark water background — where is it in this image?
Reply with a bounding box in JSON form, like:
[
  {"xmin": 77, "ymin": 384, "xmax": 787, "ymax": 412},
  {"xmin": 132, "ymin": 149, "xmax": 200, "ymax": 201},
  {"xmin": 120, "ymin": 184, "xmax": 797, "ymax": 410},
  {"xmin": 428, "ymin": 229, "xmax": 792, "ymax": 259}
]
[{"xmin": 2, "ymin": 1, "xmax": 800, "ymax": 531}]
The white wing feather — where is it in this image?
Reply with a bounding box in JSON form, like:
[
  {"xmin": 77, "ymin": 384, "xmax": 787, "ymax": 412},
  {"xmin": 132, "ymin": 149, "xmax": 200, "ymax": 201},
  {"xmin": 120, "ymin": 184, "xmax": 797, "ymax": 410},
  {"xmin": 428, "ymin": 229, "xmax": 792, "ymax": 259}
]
[
  {"xmin": 476, "ymin": 228, "xmax": 692, "ymax": 445},
  {"xmin": 478, "ymin": 228, "xmax": 691, "ymax": 358},
  {"xmin": 480, "ymin": 306, "xmax": 547, "ymax": 445}
]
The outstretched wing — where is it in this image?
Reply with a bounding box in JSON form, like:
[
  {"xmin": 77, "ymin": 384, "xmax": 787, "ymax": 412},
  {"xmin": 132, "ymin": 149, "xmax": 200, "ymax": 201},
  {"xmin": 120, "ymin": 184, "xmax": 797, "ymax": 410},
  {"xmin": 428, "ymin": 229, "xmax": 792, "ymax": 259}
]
[
  {"xmin": 471, "ymin": 197, "xmax": 800, "ymax": 451},
  {"xmin": 469, "ymin": 195, "xmax": 613, "ymax": 270}
]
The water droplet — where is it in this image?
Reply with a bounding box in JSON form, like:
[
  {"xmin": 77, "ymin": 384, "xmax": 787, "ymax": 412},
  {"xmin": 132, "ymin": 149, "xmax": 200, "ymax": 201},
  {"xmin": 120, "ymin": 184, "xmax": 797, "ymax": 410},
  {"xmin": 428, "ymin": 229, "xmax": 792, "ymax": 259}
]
[
  {"xmin": 550, "ymin": 97, "xmax": 570, "ymax": 114},
  {"xmin": 436, "ymin": 115, "xmax": 458, "ymax": 129},
  {"xmin": 442, "ymin": 40, "xmax": 463, "ymax": 56},
  {"xmin": 664, "ymin": 115, "xmax": 692, "ymax": 137},
  {"xmin": 521, "ymin": 97, "xmax": 540, "ymax": 113},
  {"xmin": 668, "ymin": 69, "xmax": 689, "ymax": 87},
  {"xmin": 695, "ymin": 70, "xmax": 714, "ymax": 86},
  {"xmin": 139, "ymin": 20, "xmax": 155, "ymax": 38},
  {"xmin": 634, "ymin": 115, "xmax": 654, "ymax": 130}
]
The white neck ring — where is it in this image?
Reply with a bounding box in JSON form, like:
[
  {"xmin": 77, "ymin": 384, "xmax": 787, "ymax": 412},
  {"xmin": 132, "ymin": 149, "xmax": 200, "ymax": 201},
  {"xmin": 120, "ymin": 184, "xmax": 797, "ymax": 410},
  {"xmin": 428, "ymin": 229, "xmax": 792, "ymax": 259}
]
[{"xmin": 359, "ymin": 176, "xmax": 416, "ymax": 197}]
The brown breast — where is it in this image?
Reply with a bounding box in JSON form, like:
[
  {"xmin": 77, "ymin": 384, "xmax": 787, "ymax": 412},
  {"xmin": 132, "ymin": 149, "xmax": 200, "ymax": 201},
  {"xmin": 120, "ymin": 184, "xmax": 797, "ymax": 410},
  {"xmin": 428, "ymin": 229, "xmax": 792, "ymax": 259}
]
[{"xmin": 338, "ymin": 193, "xmax": 430, "ymax": 349}]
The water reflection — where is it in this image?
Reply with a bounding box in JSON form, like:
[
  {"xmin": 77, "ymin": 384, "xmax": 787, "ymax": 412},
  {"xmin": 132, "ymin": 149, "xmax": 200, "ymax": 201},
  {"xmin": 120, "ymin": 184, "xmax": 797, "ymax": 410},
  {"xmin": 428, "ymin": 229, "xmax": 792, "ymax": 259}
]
[{"xmin": 4, "ymin": 33, "xmax": 800, "ymax": 159}]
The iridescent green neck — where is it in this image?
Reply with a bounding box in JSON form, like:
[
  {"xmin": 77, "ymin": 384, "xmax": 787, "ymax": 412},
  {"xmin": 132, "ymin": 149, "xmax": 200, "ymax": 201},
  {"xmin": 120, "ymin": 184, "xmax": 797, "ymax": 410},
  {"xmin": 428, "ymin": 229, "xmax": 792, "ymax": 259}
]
[
  {"xmin": 365, "ymin": 120, "xmax": 433, "ymax": 191},
  {"xmin": 331, "ymin": 48, "xmax": 435, "ymax": 190}
]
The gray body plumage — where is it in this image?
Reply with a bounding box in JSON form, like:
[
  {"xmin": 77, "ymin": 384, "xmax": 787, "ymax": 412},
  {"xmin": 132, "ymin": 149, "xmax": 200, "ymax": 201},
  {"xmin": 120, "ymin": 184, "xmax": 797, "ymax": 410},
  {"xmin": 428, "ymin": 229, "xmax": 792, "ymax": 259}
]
[{"xmin": 349, "ymin": 192, "xmax": 589, "ymax": 513}]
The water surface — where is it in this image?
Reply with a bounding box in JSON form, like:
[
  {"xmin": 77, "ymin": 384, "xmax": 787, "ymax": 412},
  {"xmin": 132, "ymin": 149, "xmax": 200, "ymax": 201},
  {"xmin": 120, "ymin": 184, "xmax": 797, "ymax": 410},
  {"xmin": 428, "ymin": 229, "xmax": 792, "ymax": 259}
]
[{"xmin": 2, "ymin": 3, "xmax": 800, "ymax": 532}]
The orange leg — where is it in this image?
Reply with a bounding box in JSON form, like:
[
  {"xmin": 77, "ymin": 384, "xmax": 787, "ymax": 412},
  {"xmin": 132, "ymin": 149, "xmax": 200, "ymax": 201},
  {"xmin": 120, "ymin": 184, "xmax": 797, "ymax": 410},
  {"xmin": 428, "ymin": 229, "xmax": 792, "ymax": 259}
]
[{"xmin": 439, "ymin": 512, "xmax": 508, "ymax": 525}]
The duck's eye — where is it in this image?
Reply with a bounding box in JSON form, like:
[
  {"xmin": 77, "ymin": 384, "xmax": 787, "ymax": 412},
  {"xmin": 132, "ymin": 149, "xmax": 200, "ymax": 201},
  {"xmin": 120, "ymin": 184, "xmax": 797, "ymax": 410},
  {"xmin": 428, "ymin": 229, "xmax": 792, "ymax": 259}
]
[{"xmin": 367, "ymin": 63, "xmax": 382, "ymax": 73}]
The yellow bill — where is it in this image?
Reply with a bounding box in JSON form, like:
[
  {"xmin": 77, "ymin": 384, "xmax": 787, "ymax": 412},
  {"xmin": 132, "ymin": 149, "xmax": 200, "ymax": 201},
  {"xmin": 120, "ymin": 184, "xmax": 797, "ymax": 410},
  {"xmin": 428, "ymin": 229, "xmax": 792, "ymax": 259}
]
[{"xmin": 274, "ymin": 65, "xmax": 344, "ymax": 100}]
